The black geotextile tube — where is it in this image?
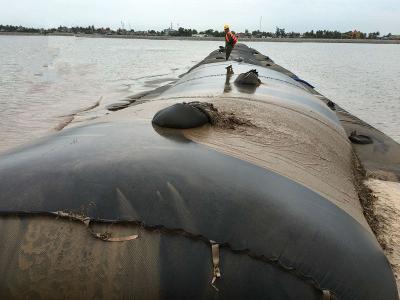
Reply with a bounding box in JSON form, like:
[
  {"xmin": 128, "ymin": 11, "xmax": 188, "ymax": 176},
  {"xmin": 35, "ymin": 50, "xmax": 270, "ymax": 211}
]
[{"xmin": 0, "ymin": 121, "xmax": 398, "ymax": 299}]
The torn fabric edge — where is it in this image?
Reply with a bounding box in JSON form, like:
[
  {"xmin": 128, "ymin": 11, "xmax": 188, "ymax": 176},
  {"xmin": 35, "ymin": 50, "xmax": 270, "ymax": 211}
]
[
  {"xmin": 210, "ymin": 240, "xmax": 221, "ymax": 291},
  {"xmin": 52, "ymin": 211, "xmax": 138, "ymax": 242},
  {"xmin": 0, "ymin": 211, "xmax": 334, "ymax": 296}
]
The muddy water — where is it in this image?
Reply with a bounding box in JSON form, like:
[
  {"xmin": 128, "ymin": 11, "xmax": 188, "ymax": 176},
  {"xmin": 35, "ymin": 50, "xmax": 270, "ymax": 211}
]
[
  {"xmin": 0, "ymin": 36, "xmax": 220, "ymax": 152},
  {"xmin": 0, "ymin": 36, "xmax": 399, "ymax": 152}
]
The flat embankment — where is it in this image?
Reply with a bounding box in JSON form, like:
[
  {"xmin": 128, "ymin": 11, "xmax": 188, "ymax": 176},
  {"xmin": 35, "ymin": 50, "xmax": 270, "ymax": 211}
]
[{"xmin": 1, "ymin": 32, "xmax": 399, "ymax": 44}]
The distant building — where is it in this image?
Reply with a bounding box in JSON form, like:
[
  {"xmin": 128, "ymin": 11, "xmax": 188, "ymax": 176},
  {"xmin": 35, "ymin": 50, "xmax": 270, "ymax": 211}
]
[
  {"xmin": 379, "ymin": 33, "xmax": 399, "ymax": 40},
  {"xmin": 132, "ymin": 31, "xmax": 148, "ymax": 36},
  {"xmin": 237, "ymin": 32, "xmax": 247, "ymax": 38},
  {"xmin": 388, "ymin": 34, "xmax": 400, "ymax": 40},
  {"xmin": 192, "ymin": 34, "xmax": 206, "ymax": 38},
  {"xmin": 163, "ymin": 28, "xmax": 177, "ymax": 35}
]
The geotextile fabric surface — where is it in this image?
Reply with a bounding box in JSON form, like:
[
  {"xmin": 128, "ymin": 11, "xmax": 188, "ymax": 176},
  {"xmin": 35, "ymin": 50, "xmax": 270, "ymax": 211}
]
[{"xmin": 0, "ymin": 44, "xmax": 398, "ymax": 299}]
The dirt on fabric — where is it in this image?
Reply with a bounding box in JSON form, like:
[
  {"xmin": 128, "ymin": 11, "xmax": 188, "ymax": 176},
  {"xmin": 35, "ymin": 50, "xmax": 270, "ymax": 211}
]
[{"xmin": 189, "ymin": 101, "xmax": 255, "ymax": 129}]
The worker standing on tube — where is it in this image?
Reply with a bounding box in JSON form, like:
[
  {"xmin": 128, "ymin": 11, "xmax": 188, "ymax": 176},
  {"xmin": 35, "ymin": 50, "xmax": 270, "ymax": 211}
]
[{"xmin": 224, "ymin": 24, "xmax": 238, "ymax": 60}]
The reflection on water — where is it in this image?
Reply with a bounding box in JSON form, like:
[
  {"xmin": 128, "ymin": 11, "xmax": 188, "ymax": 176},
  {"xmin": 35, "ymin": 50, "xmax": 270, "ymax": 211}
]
[
  {"xmin": 223, "ymin": 65, "xmax": 233, "ymax": 93},
  {"xmin": 0, "ymin": 36, "xmax": 399, "ymax": 153}
]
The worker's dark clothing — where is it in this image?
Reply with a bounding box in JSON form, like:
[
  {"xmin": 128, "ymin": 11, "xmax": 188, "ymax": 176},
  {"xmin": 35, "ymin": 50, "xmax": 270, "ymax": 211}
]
[{"xmin": 225, "ymin": 31, "xmax": 238, "ymax": 60}]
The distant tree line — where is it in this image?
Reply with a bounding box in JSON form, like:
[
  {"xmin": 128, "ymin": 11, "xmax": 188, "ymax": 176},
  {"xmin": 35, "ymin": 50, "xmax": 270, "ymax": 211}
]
[
  {"xmin": 0, "ymin": 24, "xmax": 41, "ymax": 33},
  {"xmin": 0, "ymin": 24, "xmax": 115, "ymax": 35},
  {"xmin": 198, "ymin": 29, "xmax": 225, "ymax": 37},
  {"xmin": 169, "ymin": 27, "xmax": 198, "ymax": 37},
  {"xmin": 242, "ymin": 27, "xmax": 388, "ymax": 39},
  {"xmin": 0, "ymin": 24, "xmax": 395, "ymax": 40},
  {"xmin": 302, "ymin": 29, "xmax": 381, "ymax": 39}
]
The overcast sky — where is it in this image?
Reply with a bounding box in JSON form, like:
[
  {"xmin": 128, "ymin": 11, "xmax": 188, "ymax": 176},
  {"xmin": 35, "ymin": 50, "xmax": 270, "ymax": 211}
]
[{"xmin": 1, "ymin": 0, "xmax": 399, "ymax": 34}]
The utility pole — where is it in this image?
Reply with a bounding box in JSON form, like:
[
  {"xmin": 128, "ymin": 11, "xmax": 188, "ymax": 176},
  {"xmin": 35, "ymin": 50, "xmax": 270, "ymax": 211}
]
[{"xmin": 259, "ymin": 16, "xmax": 262, "ymax": 32}]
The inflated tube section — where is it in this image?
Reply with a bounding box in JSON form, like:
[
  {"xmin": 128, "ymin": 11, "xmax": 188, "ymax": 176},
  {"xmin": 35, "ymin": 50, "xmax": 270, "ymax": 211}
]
[{"xmin": 0, "ymin": 44, "xmax": 398, "ymax": 299}]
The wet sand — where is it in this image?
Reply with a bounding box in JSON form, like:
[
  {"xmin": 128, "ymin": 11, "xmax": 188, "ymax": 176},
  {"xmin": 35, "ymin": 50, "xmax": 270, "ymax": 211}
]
[
  {"xmin": 54, "ymin": 99, "xmax": 101, "ymax": 131},
  {"xmin": 365, "ymin": 179, "xmax": 400, "ymax": 294}
]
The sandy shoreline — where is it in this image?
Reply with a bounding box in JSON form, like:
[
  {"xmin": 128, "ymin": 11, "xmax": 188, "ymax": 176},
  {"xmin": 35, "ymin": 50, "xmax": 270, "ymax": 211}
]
[
  {"xmin": 365, "ymin": 179, "xmax": 400, "ymax": 294},
  {"xmin": 1, "ymin": 31, "xmax": 399, "ymax": 44}
]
